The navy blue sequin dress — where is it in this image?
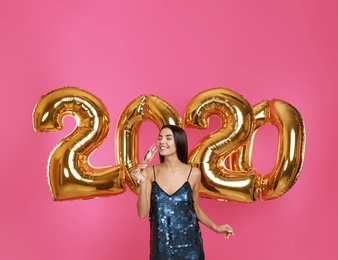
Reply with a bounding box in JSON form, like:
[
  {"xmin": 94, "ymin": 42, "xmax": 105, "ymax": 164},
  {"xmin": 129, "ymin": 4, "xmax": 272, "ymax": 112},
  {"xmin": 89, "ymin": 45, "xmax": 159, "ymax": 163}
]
[{"xmin": 149, "ymin": 166, "xmax": 205, "ymax": 260}]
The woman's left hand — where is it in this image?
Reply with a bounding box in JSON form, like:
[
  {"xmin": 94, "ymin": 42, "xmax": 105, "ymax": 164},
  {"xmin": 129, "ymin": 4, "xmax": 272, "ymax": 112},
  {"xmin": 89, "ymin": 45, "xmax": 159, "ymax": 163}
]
[{"xmin": 215, "ymin": 224, "xmax": 234, "ymax": 239}]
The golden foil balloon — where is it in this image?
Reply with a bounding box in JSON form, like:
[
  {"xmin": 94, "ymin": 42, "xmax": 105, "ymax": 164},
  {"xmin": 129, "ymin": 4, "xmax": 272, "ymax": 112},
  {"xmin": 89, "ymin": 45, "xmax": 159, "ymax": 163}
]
[
  {"xmin": 228, "ymin": 100, "xmax": 271, "ymax": 174},
  {"xmin": 116, "ymin": 94, "xmax": 183, "ymax": 194},
  {"xmin": 184, "ymin": 88, "xmax": 261, "ymax": 202},
  {"xmin": 230, "ymin": 99, "xmax": 306, "ymax": 200},
  {"xmin": 262, "ymin": 100, "xmax": 305, "ymax": 200},
  {"xmin": 33, "ymin": 87, "xmax": 126, "ymax": 201}
]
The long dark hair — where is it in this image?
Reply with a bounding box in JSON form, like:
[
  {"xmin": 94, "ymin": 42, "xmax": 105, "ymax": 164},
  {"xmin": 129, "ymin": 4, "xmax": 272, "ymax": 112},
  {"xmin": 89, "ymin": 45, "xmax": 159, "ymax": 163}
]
[{"xmin": 159, "ymin": 124, "xmax": 188, "ymax": 164}]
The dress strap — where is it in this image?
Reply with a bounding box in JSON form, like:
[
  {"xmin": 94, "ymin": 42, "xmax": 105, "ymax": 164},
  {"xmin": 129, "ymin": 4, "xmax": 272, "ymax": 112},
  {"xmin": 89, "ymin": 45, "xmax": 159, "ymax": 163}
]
[
  {"xmin": 187, "ymin": 166, "xmax": 193, "ymax": 181},
  {"xmin": 152, "ymin": 166, "xmax": 156, "ymax": 181}
]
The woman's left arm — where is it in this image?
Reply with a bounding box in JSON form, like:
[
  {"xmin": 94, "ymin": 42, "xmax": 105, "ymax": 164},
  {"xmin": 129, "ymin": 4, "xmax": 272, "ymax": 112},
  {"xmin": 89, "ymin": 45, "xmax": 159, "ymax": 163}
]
[{"xmin": 191, "ymin": 167, "xmax": 234, "ymax": 239}]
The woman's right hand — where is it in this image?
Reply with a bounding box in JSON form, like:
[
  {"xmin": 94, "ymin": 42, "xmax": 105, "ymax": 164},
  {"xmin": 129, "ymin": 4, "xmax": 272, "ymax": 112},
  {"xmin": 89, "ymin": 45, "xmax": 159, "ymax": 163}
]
[{"xmin": 131, "ymin": 163, "xmax": 148, "ymax": 184}]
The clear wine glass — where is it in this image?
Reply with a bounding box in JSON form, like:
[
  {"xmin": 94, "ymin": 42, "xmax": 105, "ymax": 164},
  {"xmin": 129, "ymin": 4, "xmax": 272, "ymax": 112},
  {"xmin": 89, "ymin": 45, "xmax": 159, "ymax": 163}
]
[
  {"xmin": 133, "ymin": 143, "xmax": 158, "ymax": 183},
  {"xmin": 142, "ymin": 143, "xmax": 158, "ymax": 164}
]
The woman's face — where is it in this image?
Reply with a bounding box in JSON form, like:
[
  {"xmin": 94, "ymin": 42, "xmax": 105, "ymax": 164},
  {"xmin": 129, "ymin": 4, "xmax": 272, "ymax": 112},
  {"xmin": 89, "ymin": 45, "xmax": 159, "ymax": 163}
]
[{"xmin": 158, "ymin": 127, "xmax": 177, "ymax": 156}]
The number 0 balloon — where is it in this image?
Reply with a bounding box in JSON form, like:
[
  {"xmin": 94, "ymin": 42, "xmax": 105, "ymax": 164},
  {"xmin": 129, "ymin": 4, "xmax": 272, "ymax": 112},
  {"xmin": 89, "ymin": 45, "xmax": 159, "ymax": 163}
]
[
  {"xmin": 116, "ymin": 94, "xmax": 183, "ymax": 194},
  {"xmin": 230, "ymin": 99, "xmax": 306, "ymax": 200}
]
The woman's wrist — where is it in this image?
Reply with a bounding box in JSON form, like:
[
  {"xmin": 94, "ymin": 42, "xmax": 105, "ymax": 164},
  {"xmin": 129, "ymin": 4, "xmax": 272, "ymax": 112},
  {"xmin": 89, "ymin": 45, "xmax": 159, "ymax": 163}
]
[
  {"xmin": 212, "ymin": 224, "xmax": 218, "ymax": 233},
  {"xmin": 138, "ymin": 179, "xmax": 146, "ymax": 184}
]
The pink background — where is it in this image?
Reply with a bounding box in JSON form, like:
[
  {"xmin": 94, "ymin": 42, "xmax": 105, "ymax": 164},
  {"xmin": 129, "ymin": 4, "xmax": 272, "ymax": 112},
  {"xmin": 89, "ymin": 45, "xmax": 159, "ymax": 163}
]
[{"xmin": 1, "ymin": 1, "xmax": 337, "ymax": 259}]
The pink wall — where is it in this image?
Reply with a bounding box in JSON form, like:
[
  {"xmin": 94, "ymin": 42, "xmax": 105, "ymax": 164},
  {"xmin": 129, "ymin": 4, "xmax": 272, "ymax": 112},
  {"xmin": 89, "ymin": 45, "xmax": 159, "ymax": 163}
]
[{"xmin": 1, "ymin": 1, "xmax": 337, "ymax": 259}]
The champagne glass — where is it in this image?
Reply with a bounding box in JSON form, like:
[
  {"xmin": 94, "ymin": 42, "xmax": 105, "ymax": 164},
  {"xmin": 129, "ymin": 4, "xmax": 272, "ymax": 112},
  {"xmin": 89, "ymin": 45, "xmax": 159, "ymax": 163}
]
[
  {"xmin": 133, "ymin": 143, "xmax": 158, "ymax": 183},
  {"xmin": 142, "ymin": 143, "xmax": 158, "ymax": 164}
]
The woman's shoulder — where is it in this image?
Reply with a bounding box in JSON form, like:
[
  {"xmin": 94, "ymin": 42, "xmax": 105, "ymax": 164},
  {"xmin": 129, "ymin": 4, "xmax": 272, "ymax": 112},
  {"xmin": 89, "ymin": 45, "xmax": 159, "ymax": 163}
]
[
  {"xmin": 187, "ymin": 164, "xmax": 200, "ymax": 171},
  {"xmin": 145, "ymin": 163, "xmax": 162, "ymax": 175},
  {"xmin": 188, "ymin": 165, "xmax": 201, "ymax": 178},
  {"xmin": 149, "ymin": 162, "xmax": 163, "ymax": 170}
]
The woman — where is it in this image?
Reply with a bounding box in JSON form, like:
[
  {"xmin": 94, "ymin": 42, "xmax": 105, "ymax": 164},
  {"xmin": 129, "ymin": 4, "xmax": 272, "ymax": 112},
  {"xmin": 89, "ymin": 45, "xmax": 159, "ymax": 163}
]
[{"xmin": 132, "ymin": 124, "xmax": 234, "ymax": 259}]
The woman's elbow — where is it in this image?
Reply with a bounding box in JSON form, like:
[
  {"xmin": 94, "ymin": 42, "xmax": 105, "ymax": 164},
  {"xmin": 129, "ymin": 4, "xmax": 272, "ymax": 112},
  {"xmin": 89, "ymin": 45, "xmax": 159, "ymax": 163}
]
[{"xmin": 137, "ymin": 210, "xmax": 148, "ymax": 219}]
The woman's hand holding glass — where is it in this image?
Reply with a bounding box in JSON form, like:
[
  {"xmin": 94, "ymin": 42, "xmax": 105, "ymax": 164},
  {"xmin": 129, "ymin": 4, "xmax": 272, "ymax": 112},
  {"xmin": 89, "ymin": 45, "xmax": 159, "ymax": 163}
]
[
  {"xmin": 131, "ymin": 143, "xmax": 158, "ymax": 184},
  {"xmin": 132, "ymin": 163, "xmax": 148, "ymax": 184}
]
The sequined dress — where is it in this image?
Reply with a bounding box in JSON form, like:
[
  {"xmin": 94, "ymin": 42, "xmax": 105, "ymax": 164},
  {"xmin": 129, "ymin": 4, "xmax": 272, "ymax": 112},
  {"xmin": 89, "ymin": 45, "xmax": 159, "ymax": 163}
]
[{"xmin": 149, "ymin": 166, "xmax": 205, "ymax": 260}]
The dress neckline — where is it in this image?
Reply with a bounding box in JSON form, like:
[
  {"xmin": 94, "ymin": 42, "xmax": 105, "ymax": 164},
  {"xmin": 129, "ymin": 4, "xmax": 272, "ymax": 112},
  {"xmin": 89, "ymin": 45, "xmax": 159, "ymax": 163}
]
[{"xmin": 153, "ymin": 181, "xmax": 191, "ymax": 197}]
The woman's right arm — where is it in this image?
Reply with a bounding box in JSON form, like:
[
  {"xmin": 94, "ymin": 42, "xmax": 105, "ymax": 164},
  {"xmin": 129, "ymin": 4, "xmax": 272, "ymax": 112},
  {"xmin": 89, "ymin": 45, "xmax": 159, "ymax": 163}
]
[{"xmin": 135, "ymin": 166, "xmax": 152, "ymax": 218}]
